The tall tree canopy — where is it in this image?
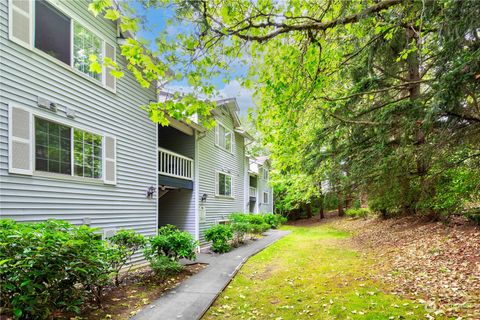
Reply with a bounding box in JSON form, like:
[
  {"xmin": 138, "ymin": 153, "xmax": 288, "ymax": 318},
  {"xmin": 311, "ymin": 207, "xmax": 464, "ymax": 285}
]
[{"xmin": 90, "ymin": 0, "xmax": 480, "ymax": 217}]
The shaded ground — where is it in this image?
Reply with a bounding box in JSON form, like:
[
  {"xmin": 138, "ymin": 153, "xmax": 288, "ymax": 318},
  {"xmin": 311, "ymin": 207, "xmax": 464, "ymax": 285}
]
[
  {"xmin": 80, "ymin": 263, "xmax": 206, "ymax": 319},
  {"xmin": 330, "ymin": 215, "xmax": 480, "ymax": 319},
  {"xmin": 203, "ymin": 220, "xmax": 434, "ymax": 319}
]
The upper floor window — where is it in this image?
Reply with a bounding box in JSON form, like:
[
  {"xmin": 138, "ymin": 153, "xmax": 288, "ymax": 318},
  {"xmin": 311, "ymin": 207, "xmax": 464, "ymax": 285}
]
[
  {"xmin": 216, "ymin": 172, "xmax": 233, "ymax": 197},
  {"xmin": 263, "ymin": 168, "xmax": 269, "ymax": 180},
  {"xmin": 215, "ymin": 122, "xmax": 233, "ymax": 152},
  {"xmin": 9, "ymin": 0, "xmax": 116, "ymax": 90},
  {"xmin": 35, "ymin": 117, "xmax": 102, "ymax": 179},
  {"xmin": 73, "ymin": 22, "xmax": 102, "ymax": 80}
]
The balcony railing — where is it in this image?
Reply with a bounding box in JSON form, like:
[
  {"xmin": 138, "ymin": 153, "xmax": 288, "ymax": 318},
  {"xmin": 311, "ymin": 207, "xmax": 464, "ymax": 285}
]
[
  {"xmin": 158, "ymin": 147, "xmax": 193, "ymax": 180},
  {"xmin": 249, "ymin": 186, "xmax": 257, "ymax": 197}
]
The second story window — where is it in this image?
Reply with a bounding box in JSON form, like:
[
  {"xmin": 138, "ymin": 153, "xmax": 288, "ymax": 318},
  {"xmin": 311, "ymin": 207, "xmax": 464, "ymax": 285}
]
[
  {"xmin": 9, "ymin": 0, "xmax": 116, "ymax": 90},
  {"xmin": 215, "ymin": 122, "xmax": 233, "ymax": 152},
  {"xmin": 263, "ymin": 168, "xmax": 269, "ymax": 180},
  {"xmin": 35, "ymin": 0, "xmax": 71, "ymax": 65},
  {"xmin": 73, "ymin": 22, "xmax": 102, "ymax": 80},
  {"xmin": 216, "ymin": 172, "xmax": 233, "ymax": 197}
]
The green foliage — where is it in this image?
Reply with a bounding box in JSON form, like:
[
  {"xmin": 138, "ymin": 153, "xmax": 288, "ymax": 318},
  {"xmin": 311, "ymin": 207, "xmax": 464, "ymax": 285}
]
[
  {"xmin": 464, "ymin": 209, "xmax": 480, "ymax": 225},
  {"xmin": 345, "ymin": 208, "xmax": 370, "ymax": 219},
  {"xmin": 263, "ymin": 213, "xmax": 287, "ymax": 229},
  {"xmin": 204, "ymin": 224, "xmax": 233, "ymax": 253},
  {"xmin": 108, "ymin": 229, "xmax": 146, "ymax": 285},
  {"xmin": 0, "ymin": 219, "xmax": 113, "ymax": 319},
  {"xmin": 144, "ymin": 225, "xmax": 198, "ymax": 262},
  {"xmin": 148, "ymin": 255, "xmax": 183, "ymax": 280}
]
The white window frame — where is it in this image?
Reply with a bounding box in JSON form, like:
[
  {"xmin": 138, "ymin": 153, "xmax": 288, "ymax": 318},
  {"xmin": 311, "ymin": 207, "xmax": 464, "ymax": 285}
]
[
  {"xmin": 215, "ymin": 170, "xmax": 234, "ymax": 198},
  {"xmin": 263, "ymin": 168, "xmax": 269, "ymax": 180},
  {"xmin": 10, "ymin": 0, "xmax": 116, "ymax": 92},
  {"xmin": 215, "ymin": 121, "xmax": 233, "ymax": 153},
  {"xmin": 32, "ymin": 113, "xmax": 107, "ymax": 183},
  {"xmin": 263, "ymin": 191, "xmax": 269, "ymax": 204}
]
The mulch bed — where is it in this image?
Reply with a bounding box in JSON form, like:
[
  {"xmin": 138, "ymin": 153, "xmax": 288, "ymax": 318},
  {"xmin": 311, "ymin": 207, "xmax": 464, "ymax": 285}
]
[{"xmin": 79, "ymin": 263, "xmax": 207, "ymax": 319}]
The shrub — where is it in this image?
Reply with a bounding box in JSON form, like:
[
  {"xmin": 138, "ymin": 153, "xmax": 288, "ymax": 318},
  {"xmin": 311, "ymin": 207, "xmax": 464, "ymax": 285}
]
[
  {"xmin": 229, "ymin": 213, "xmax": 270, "ymax": 239},
  {"xmin": 204, "ymin": 224, "xmax": 233, "ymax": 253},
  {"xmin": 149, "ymin": 255, "xmax": 183, "ymax": 280},
  {"xmin": 108, "ymin": 229, "xmax": 146, "ymax": 285},
  {"xmin": 345, "ymin": 208, "xmax": 370, "ymax": 219},
  {"xmin": 263, "ymin": 213, "xmax": 287, "ymax": 229},
  {"xmin": 0, "ymin": 219, "xmax": 112, "ymax": 319},
  {"xmin": 144, "ymin": 225, "xmax": 198, "ymax": 262},
  {"xmin": 230, "ymin": 221, "xmax": 250, "ymax": 246}
]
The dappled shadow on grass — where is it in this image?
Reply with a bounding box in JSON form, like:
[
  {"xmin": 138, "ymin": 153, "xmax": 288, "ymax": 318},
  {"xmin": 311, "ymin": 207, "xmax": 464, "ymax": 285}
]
[{"xmin": 203, "ymin": 222, "xmax": 434, "ymax": 320}]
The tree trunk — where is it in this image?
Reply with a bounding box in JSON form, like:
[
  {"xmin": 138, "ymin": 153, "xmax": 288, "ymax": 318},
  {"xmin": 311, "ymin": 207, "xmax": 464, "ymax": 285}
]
[
  {"xmin": 306, "ymin": 203, "xmax": 313, "ymax": 218},
  {"xmin": 318, "ymin": 196, "xmax": 325, "ymax": 219},
  {"xmin": 337, "ymin": 193, "xmax": 345, "ymax": 216}
]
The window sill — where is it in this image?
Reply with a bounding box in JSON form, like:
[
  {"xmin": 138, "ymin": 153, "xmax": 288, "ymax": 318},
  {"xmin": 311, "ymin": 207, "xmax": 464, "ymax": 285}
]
[
  {"xmin": 214, "ymin": 143, "xmax": 234, "ymax": 155},
  {"xmin": 30, "ymin": 47, "xmax": 116, "ymax": 94},
  {"xmin": 33, "ymin": 171, "xmax": 106, "ymax": 185},
  {"xmin": 215, "ymin": 194, "xmax": 235, "ymax": 200}
]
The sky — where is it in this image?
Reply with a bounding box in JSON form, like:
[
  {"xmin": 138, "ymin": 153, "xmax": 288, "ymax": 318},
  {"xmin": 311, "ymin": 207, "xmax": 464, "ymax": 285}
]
[{"xmin": 132, "ymin": 2, "xmax": 255, "ymax": 117}]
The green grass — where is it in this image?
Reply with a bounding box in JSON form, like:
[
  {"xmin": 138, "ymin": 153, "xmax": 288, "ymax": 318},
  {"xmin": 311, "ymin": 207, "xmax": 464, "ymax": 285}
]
[{"xmin": 203, "ymin": 223, "xmax": 441, "ymax": 319}]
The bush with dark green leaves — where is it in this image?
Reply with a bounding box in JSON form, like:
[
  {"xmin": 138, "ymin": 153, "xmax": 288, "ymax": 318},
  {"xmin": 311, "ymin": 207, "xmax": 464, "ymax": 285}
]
[
  {"xmin": 144, "ymin": 225, "xmax": 198, "ymax": 262},
  {"xmin": 148, "ymin": 255, "xmax": 183, "ymax": 280},
  {"xmin": 263, "ymin": 213, "xmax": 287, "ymax": 229},
  {"xmin": 108, "ymin": 229, "xmax": 146, "ymax": 285},
  {"xmin": 0, "ymin": 219, "xmax": 113, "ymax": 319},
  {"xmin": 229, "ymin": 213, "xmax": 270, "ymax": 239},
  {"xmin": 345, "ymin": 208, "xmax": 370, "ymax": 219},
  {"xmin": 204, "ymin": 224, "xmax": 233, "ymax": 253}
]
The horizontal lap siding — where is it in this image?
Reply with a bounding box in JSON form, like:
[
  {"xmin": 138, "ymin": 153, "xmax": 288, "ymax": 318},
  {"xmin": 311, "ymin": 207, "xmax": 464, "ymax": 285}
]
[
  {"xmin": 0, "ymin": 0, "xmax": 158, "ymax": 244},
  {"xmin": 258, "ymin": 164, "xmax": 273, "ymax": 213},
  {"xmin": 157, "ymin": 188, "xmax": 196, "ymax": 238},
  {"xmin": 197, "ymin": 107, "xmax": 246, "ymax": 244}
]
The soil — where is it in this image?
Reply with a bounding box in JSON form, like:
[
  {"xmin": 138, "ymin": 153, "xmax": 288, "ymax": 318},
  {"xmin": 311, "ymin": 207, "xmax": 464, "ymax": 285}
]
[{"xmin": 77, "ymin": 263, "xmax": 207, "ymax": 320}]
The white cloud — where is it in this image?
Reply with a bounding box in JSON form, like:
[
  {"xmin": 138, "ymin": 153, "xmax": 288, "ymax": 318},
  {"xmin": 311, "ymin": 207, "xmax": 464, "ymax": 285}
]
[{"xmin": 218, "ymin": 80, "xmax": 255, "ymax": 117}]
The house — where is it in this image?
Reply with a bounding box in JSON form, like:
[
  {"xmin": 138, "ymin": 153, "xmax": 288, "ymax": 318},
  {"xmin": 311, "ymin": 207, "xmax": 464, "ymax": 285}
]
[
  {"xmin": 0, "ymin": 0, "xmax": 159, "ymax": 242},
  {"xmin": 0, "ymin": 0, "xmax": 273, "ymax": 249},
  {"xmin": 248, "ymin": 156, "xmax": 274, "ymax": 214}
]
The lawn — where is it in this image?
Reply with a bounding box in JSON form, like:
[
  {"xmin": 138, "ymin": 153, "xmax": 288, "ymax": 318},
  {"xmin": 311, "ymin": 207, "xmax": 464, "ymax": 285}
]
[{"xmin": 203, "ymin": 222, "xmax": 440, "ymax": 319}]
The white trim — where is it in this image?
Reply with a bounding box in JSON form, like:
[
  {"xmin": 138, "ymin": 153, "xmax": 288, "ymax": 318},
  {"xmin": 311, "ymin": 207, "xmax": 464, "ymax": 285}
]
[
  {"xmin": 155, "ymin": 123, "xmax": 159, "ymax": 235},
  {"xmin": 215, "ymin": 170, "xmax": 234, "ymax": 198},
  {"xmin": 8, "ymin": 103, "xmax": 33, "ymax": 175},
  {"xmin": 263, "ymin": 191, "xmax": 269, "ymax": 204},
  {"xmin": 194, "ymin": 130, "xmax": 200, "ymax": 241},
  {"xmin": 263, "ymin": 168, "xmax": 269, "ymax": 180},
  {"xmin": 8, "ymin": 0, "xmax": 33, "ymax": 49}
]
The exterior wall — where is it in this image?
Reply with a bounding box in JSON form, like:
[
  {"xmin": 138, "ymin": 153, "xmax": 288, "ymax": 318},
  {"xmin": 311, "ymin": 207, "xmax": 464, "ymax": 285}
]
[
  {"xmin": 158, "ymin": 126, "xmax": 194, "ymax": 158},
  {"xmin": 197, "ymin": 106, "xmax": 246, "ymax": 243},
  {"xmin": 0, "ymin": 0, "xmax": 158, "ymax": 243},
  {"xmin": 157, "ymin": 188, "xmax": 196, "ymax": 238},
  {"xmin": 257, "ymin": 164, "xmax": 273, "ymax": 213}
]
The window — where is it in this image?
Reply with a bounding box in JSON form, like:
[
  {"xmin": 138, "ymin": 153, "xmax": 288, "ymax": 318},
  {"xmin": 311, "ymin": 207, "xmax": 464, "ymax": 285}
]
[
  {"xmin": 263, "ymin": 191, "xmax": 269, "ymax": 204},
  {"xmin": 35, "ymin": 118, "xmax": 71, "ymax": 174},
  {"xmin": 263, "ymin": 168, "xmax": 269, "ymax": 180},
  {"xmin": 217, "ymin": 172, "xmax": 232, "ymax": 197},
  {"xmin": 34, "ymin": 117, "xmax": 103, "ymax": 179},
  {"xmin": 215, "ymin": 123, "xmax": 233, "ymax": 152},
  {"xmin": 35, "ymin": 0, "xmax": 71, "ymax": 65},
  {"xmin": 74, "ymin": 129, "xmax": 103, "ymax": 178},
  {"xmin": 73, "ymin": 22, "xmax": 102, "ymax": 80}
]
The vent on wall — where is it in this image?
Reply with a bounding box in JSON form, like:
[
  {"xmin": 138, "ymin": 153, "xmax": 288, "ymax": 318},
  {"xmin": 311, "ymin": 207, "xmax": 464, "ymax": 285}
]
[
  {"xmin": 103, "ymin": 228, "xmax": 117, "ymax": 239},
  {"xmin": 37, "ymin": 97, "xmax": 57, "ymax": 112}
]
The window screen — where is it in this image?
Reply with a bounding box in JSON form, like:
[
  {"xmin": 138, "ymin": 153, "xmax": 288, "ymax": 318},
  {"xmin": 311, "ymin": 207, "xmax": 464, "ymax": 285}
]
[{"xmin": 35, "ymin": 0, "xmax": 71, "ymax": 65}]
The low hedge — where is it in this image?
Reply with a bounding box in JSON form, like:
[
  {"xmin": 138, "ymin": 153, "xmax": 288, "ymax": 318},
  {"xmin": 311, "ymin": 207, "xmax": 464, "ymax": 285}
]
[
  {"xmin": 204, "ymin": 213, "xmax": 287, "ymax": 253},
  {"xmin": 345, "ymin": 208, "xmax": 370, "ymax": 219},
  {"xmin": 0, "ymin": 220, "xmax": 197, "ymax": 319}
]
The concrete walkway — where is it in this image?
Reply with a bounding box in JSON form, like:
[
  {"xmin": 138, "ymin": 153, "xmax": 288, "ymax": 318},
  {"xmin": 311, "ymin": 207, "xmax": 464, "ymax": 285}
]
[{"xmin": 132, "ymin": 229, "xmax": 290, "ymax": 320}]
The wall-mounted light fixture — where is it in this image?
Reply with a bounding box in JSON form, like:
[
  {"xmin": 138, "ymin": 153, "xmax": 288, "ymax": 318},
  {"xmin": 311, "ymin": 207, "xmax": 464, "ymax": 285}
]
[
  {"xmin": 200, "ymin": 193, "xmax": 208, "ymax": 202},
  {"xmin": 146, "ymin": 186, "xmax": 156, "ymax": 199}
]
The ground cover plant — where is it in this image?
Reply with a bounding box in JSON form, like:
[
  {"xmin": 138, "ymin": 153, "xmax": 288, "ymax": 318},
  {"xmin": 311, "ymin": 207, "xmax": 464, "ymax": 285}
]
[{"xmin": 203, "ymin": 221, "xmax": 436, "ymax": 320}]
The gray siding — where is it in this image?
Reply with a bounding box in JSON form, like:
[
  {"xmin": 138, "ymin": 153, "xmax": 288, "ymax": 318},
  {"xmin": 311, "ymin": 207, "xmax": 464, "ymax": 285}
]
[
  {"xmin": 197, "ymin": 106, "xmax": 246, "ymax": 243},
  {"xmin": 257, "ymin": 164, "xmax": 273, "ymax": 213},
  {"xmin": 157, "ymin": 188, "xmax": 196, "ymax": 238},
  {"xmin": 158, "ymin": 126, "xmax": 195, "ymax": 158},
  {"xmin": 0, "ymin": 0, "xmax": 158, "ymax": 242}
]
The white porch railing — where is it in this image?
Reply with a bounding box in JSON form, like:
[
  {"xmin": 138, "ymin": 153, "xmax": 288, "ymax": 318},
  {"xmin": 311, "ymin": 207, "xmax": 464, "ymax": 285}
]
[
  {"xmin": 158, "ymin": 147, "xmax": 194, "ymax": 180},
  {"xmin": 249, "ymin": 186, "xmax": 257, "ymax": 197}
]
